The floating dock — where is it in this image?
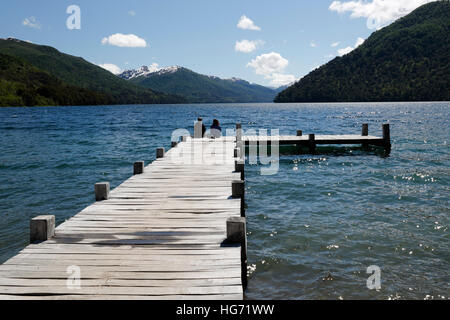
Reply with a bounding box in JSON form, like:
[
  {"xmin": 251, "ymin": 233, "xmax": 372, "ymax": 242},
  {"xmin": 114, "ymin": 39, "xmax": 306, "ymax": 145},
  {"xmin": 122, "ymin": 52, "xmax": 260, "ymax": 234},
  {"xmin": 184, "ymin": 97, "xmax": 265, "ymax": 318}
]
[{"xmin": 0, "ymin": 121, "xmax": 390, "ymax": 300}]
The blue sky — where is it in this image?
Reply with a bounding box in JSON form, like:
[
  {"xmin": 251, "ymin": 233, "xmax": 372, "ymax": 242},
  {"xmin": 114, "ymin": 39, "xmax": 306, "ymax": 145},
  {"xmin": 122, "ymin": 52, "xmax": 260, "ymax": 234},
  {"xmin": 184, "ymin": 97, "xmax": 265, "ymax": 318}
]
[{"xmin": 0, "ymin": 0, "xmax": 434, "ymax": 87}]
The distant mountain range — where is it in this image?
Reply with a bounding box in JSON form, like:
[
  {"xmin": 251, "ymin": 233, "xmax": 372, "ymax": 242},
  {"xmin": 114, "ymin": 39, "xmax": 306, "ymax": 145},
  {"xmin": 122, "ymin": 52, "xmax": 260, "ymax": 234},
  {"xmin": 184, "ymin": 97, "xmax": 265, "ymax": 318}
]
[
  {"xmin": 119, "ymin": 66, "xmax": 279, "ymax": 103},
  {"xmin": 275, "ymin": 1, "xmax": 450, "ymax": 102},
  {"xmin": 0, "ymin": 38, "xmax": 280, "ymax": 107},
  {"xmin": 3, "ymin": 2, "xmax": 446, "ymax": 107},
  {"xmin": 0, "ymin": 39, "xmax": 185, "ymax": 107}
]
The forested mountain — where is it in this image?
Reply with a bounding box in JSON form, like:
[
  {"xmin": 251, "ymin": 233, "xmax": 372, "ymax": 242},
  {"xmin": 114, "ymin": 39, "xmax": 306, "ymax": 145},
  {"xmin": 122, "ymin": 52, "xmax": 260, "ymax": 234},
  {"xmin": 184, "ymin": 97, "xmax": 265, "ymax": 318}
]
[
  {"xmin": 0, "ymin": 39, "xmax": 185, "ymax": 107},
  {"xmin": 275, "ymin": 1, "xmax": 450, "ymax": 102},
  {"xmin": 0, "ymin": 53, "xmax": 111, "ymax": 106}
]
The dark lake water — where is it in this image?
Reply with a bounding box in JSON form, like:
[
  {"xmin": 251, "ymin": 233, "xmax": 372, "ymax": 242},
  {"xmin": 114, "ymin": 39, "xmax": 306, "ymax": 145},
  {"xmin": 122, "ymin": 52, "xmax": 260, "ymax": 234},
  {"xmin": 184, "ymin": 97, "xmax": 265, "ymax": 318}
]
[{"xmin": 0, "ymin": 102, "xmax": 448, "ymax": 299}]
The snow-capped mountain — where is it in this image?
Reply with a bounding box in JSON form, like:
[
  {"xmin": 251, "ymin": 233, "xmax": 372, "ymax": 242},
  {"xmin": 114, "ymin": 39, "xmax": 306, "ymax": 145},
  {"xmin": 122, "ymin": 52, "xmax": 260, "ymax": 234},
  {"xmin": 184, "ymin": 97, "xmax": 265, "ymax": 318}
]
[
  {"xmin": 119, "ymin": 65, "xmax": 181, "ymax": 80},
  {"xmin": 118, "ymin": 65, "xmax": 280, "ymax": 103}
]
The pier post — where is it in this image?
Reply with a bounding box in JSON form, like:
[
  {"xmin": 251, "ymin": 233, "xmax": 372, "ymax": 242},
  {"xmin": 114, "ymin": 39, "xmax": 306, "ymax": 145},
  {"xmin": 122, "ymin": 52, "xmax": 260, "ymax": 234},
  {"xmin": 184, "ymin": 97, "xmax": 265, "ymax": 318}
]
[
  {"xmin": 296, "ymin": 130, "xmax": 303, "ymax": 153},
  {"xmin": 156, "ymin": 147, "xmax": 165, "ymax": 159},
  {"xmin": 30, "ymin": 215, "xmax": 55, "ymax": 243},
  {"xmin": 95, "ymin": 182, "xmax": 110, "ymax": 201},
  {"xmin": 236, "ymin": 140, "xmax": 244, "ymax": 161},
  {"xmin": 362, "ymin": 123, "xmax": 369, "ymax": 148},
  {"xmin": 235, "ymin": 159, "xmax": 245, "ymax": 180},
  {"xmin": 234, "ymin": 148, "xmax": 241, "ymax": 159},
  {"xmin": 232, "ymin": 180, "xmax": 245, "ymax": 217},
  {"xmin": 133, "ymin": 161, "xmax": 144, "ymax": 175},
  {"xmin": 232, "ymin": 180, "xmax": 245, "ymax": 198},
  {"xmin": 226, "ymin": 216, "xmax": 247, "ymax": 290},
  {"xmin": 194, "ymin": 118, "xmax": 203, "ymax": 139},
  {"xmin": 362, "ymin": 123, "xmax": 368, "ymax": 136},
  {"xmin": 236, "ymin": 123, "xmax": 242, "ymax": 142},
  {"xmin": 383, "ymin": 124, "xmax": 391, "ymax": 153},
  {"xmin": 308, "ymin": 134, "xmax": 316, "ymax": 153}
]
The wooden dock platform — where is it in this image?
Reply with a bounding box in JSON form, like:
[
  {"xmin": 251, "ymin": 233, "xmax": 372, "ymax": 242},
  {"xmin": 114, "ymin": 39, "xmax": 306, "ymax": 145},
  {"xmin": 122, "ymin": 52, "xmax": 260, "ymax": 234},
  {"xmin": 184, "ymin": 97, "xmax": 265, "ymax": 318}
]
[
  {"xmin": 241, "ymin": 123, "xmax": 391, "ymax": 153},
  {"xmin": 243, "ymin": 134, "xmax": 386, "ymax": 146},
  {"xmin": 0, "ymin": 136, "xmax": 246, "ymax": 300}
]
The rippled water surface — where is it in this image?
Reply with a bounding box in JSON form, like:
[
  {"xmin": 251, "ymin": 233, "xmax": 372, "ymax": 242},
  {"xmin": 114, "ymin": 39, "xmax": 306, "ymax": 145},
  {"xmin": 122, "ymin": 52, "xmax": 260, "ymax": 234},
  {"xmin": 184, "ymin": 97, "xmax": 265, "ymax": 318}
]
[{"xmin": 0, "ymin": 102, "xmax": 448, "ymax": 299}]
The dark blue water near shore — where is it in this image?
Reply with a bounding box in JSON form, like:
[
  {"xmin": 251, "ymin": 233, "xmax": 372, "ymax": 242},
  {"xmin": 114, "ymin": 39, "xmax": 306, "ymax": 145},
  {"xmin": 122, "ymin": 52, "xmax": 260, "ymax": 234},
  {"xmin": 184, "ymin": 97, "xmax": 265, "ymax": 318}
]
[{"xmin": 0, "ymin": 102, "xmax": 448, "ymax": 299}]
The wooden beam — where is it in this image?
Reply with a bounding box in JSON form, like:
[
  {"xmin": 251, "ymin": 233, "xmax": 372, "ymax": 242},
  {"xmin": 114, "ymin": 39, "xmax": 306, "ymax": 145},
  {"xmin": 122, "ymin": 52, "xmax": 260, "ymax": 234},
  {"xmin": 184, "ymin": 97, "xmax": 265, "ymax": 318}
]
[
  {"xmin": 383, "ymin": 123, "xmax": 391, "ymax": 154},
  {"xmin": 30, "ymin": 215, "xmax": 55, "ymax": 243},
  {"xmin": 226, "ymin": 217, "xmax": 247, "ymax": 290},
  {"xmin": 156, "ymin": 147, "xmax": 165, "ymax": 159},
  {"xmin": 308, "ymin": 134, "xmax": 316, "ymax": 153},
  {"xmin": 95, "ymin": 182, "xmax": 110, "ymax": 201},
  {"xmin": 133, "ymin": 161, "xmax": 144, "ymax": 175}
]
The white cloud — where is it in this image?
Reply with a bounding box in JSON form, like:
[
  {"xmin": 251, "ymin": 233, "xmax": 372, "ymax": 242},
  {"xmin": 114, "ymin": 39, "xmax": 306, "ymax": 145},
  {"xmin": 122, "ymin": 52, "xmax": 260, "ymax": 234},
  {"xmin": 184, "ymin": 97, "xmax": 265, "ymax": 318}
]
[
  {"xmin": 329, "ymin": 0, "xmax": 436, "ymax": 29},
  {"xmin": 147, "ymin": 63, "xmax": 160, "ymax": 72},
  {"xmin": 247, "ymin": 52, "xmax": 295, "ymax": 86},
  {"xmin": 331, "ymin": 42, "xmax": 340, "ymax": 47},
  {"xmin": 128, "ymin": 10, "xmax": 136, "ymax": 16},
  {"xmin": 22, "ymin": 17, "xmax": 41, "ymax": 29},
  {"xmin": 247, "ymin": 52, "xmax": 288, "ymax": 75},
  {"xmin": 237, "ymin": 15, "xmax": 261, "ymax": 31},
  {"xmin": 337, "ymin": 46, "xmax": 354, "ymax": 56},
  {"xmin": 310, "ymin": 42, "xmax": 318, "ymax": 48},
  {"xmin": 269, "ymin": 73, "xmax": 296, "ymax": 87},
  {"xmin": 337, "ymin": 37, "xmax": 365, "ymax": 56},
  {"xmin": 235, "ymin": 39, "xmax": 264, "ymax": 53},
  {"xmin": 101, "ymin": 33, "xmax": 147, "ymax": 48},
  {"xmin": 355, "ymin": 37, "xmax": 365, "ymax": 47},
  {"xmin": 98, "ymin": 63, "xmax": 122, "ymax": 75}
]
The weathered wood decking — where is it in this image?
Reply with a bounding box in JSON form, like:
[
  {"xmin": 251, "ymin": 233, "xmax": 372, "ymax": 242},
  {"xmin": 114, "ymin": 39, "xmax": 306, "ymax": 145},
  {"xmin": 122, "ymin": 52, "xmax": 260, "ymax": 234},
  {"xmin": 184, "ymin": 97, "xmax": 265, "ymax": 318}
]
[
  {"xmin": 243, "ymin": 123, "xmax": 390, "ymax": 149},
  {"xmin": 243, "ymin": 134, "xmax": 385, "ymax": 145},
  {"xmin": 0, "ymin": 138, "xmax": 245, "ymax": 300}
]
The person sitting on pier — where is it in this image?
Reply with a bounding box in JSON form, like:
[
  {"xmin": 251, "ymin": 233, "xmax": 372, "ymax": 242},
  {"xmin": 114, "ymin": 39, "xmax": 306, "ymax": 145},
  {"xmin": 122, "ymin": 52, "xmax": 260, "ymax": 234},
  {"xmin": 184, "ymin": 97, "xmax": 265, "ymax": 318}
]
[{"xmin": 210, "ymin": 119, "xmax": 222, "ymax": 138}]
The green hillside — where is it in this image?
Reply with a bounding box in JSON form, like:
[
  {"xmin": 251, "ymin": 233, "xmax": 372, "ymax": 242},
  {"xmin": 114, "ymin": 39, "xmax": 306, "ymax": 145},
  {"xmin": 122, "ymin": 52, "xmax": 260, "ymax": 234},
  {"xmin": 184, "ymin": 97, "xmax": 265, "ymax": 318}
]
[
  {"xmin": 275, "ymin": 1, "xmax": 450, "ymax": 102},
  {"xmin": 125, "ymin": 67, "xmax": 278, "ymax": 103},
  {"xmin": 0, "ymin": 39, "xmax": 185, "ymax": 106},
  {"xmin": 0, "ymin": 53, "xmax": 111, "ymax": 107}
]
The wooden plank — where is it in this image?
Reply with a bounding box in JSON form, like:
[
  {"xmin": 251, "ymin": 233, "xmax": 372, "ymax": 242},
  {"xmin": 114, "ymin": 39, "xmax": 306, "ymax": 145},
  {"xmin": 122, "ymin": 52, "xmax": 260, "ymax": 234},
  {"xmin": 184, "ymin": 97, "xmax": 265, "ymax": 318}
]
[
  {"xmin": 8, "ymin": 253, "xmax": 240, "ymax": 261},
  {"xmin": 22, "ymin": 243, "xmax": 237, "ymax": 251},
  {"xmin": 0, "ymin": 269, "xmax": 241, "ymax": 280},
  {"xmin": 20, "ymin": 245, "xmax": 240, "ymax": 255},
  {"xmin": 5, "ymin": 258, "xmax": 240, "ymax": 267},
  {"xmin": 0, "ymin": 285, "xmax": 243, "ymax": 296},
  {"xmin": 0, "ymin": 264, "xmax": 241, "ymax": 273},
  {"xmin": 0, "ymin": 278, "xmax": 242, "ymax": 287}
]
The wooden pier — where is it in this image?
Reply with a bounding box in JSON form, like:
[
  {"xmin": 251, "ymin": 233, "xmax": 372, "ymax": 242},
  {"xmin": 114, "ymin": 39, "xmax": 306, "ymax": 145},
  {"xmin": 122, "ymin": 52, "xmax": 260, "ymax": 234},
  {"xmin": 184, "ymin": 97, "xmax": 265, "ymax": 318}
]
[
  {"xmin": 241, "ymin": 123, "xmax": 391, "ymax": 153},
  {"xmin": 0, "ymin": 121, "xmax": 390, "ymax": 300},
  {"xmin": 0, "ymin": 133, "xmax": 247, "ymax": 300}
]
